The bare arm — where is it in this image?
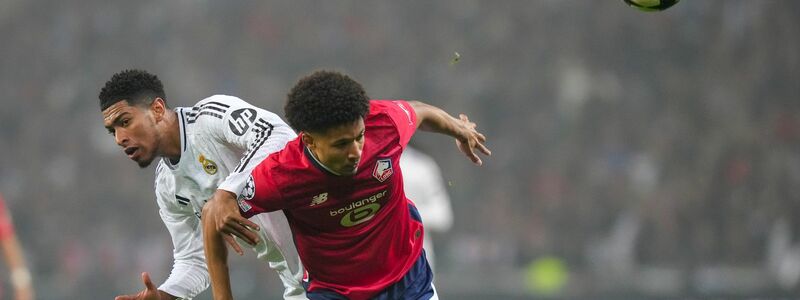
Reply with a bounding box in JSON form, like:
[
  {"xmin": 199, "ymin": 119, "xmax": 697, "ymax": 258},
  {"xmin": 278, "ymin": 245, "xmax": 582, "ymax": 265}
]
[
  {"xmin": 202, "ymin": 189, "xmax": 261, "ymax": 300},
  {"xmin": 408, "ymin": 100, "xmax": 491, "ymax": 165},
  {"xmin": 1, "ymin": 234, "xmax": 34, "ymax": 300},
  {"xmin": 202, "ymin": 213, "xmax": 233, "ymax": 300}
]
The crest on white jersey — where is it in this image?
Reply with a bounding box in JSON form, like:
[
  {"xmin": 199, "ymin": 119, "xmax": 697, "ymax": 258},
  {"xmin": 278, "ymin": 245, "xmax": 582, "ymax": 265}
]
[
  {"xmin": 310, "ymin": 192, "xmax": 328, "ymax": 207},
  {"xmin": 372, "ymin": 158, "xmax": 393, "ymax": 182},
  {"xmin": 198, "ymin": 154, "xmax": 218, "ymax": 175}
]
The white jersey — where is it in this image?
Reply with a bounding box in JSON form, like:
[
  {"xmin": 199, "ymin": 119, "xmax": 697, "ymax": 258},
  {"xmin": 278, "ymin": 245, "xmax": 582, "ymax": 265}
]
[
  {"xmin": 153, "ymin": 95, "xmax": 305, "ymax": 299},
  {"xmin": 399, "ymin": 147, "xmax": 453, "ymax": 270}
]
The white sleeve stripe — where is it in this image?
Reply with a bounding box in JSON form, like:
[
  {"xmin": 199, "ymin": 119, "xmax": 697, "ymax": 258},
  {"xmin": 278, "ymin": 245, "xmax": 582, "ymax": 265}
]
[
  {"xmin": 186, "ymin": 111, "xmax": 224, "ymax": 124},
  {"xmin": 195, "ymin": 105, "xmax": 226, "ymax": 114},
  {"xmin": 187, "ymin": 102, "xmax": 229, "ymax": 114},
  {"xmin": 186, "ymin": 104, "xmax": 228, "ymax": 124},
  {"xmin": 234, "ymin": 118, "xmax": 273, "ymax": 173}
]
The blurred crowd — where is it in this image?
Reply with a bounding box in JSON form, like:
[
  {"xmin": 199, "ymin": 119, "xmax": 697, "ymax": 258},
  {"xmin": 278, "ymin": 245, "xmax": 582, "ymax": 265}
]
[{"xmin": 0, "ymin": 1, "xmax": 798, "ymax": 298}]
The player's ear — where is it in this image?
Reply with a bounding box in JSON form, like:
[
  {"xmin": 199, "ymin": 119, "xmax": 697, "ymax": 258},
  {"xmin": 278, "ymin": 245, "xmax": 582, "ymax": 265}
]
[
  {"xmin": 301, "ymin": 132, "xmax": 315, "ymax": 150},
  {"xmin": 151, "ymin": 98, "xmax": 166, "ymax": 121}
]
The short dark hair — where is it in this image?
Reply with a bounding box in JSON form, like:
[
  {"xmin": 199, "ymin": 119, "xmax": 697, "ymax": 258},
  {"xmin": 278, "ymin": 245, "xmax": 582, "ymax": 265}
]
[
  {"xmin": 99, "ymin": 69, "xmax": 166, "ymax": 111},
  {"xmin": 285, "ymin": 70, "xmax": 370, "ymax": 133}
]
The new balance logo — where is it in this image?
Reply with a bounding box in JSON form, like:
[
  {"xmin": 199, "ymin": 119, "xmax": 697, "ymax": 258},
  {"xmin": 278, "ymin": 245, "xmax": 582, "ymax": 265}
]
[{"xmin": 310, "ymin": 193, "xmax": 328, "ymax": 207}]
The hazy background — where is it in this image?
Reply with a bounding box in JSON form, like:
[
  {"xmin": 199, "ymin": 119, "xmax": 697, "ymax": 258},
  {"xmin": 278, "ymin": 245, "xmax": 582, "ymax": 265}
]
[{"xmin": 1, "ymin": 1, "xmax": 799, "ymax": 299}]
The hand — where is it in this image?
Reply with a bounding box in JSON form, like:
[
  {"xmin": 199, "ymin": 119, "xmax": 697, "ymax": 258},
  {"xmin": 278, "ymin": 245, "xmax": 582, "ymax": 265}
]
[
  {"xmin": 115, "ymin": 272, "xmax": 166, "ymax": 300},
  {"xmin": 203, "ymin": 190, "xmax": 261, "ymax": 256},
  {"xmin": 454, "ymin": 114, "xmax": 492, "ymax": 165}
]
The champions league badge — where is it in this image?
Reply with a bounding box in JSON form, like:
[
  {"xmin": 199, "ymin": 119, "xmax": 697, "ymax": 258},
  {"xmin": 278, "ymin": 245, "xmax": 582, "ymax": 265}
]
[
  {"xmin": 237, "ymin": 175, "xmax": 255, "ymax": 212},
  {"xmin": 372, "ymin": 158, "xmax": 393, "ymax": 182},
  {"xmin": 242, "ymin": 175, "xmax": 256, "ymax": 200}
]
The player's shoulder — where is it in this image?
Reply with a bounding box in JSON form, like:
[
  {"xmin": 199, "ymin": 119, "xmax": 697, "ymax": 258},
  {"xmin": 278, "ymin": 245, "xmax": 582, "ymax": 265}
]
[
  {"xmin": 191, "ymin": 95, "xmax": 282, "ymax": 123},
  {"xmin": 368, "ymin": 100, "xmax": 413, "ymax": 123},
  {"xmin": 183, "ymin": 95, "xmax": 239, "ymax": 127},
  {"xmin": 185, "ymin": 95, "xmax": 253, "ymax": 129},
  {"xmin": 269, "ymin": 139, "xmax": 302, "ymax": 165},
  {"xmin": 194, "ymin": 94, "xmax": 245, "ymax": 108},
  {"xmin": 368, "ymin": 99, "xmax": 397, "ymax": 113},
  {"xmin": 257, "ymin": 140, "xmax": 303, "ymax": 176}
]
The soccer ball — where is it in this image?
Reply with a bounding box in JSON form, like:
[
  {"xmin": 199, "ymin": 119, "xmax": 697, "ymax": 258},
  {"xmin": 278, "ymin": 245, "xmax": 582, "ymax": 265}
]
[{"xmin": 624, "ymin": 0, "xmax": 679, "ymax": 12}]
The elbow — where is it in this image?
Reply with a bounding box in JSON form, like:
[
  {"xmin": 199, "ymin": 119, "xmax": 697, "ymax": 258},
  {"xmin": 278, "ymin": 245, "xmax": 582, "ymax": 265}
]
[
  {"xmin": 407, "ymin": 100, "xmax": 425, "ymax": 107},
  {"xmin": 407, "ymin": 100, "xmax": 429, "ymax": 117},
  {"xmin": 408, "ymin": 100, "xmax": 436, "ymax": 130}
]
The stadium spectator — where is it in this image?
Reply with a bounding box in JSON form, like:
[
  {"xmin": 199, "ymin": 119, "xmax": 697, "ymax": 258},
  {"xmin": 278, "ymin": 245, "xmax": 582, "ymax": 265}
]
[
  {"xmin": 0, "ymin": 193, "xmax": 34, "ymax": 300},
  {"xmin": 399, "ymin": 146, "xmax": 454, "ymax": 270}
]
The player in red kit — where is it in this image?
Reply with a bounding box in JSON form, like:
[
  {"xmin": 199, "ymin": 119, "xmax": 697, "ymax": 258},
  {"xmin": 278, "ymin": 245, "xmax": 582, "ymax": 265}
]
[{"xmin": 202, "ymin": 70, "xmax": 491, "ymax": 300}]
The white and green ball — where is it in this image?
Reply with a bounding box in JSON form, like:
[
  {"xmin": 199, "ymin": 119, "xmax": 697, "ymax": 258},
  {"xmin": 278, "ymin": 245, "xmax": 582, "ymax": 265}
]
[{"xmin": 624, "ymin": 0, "xmax": 679, "ymax": 12}]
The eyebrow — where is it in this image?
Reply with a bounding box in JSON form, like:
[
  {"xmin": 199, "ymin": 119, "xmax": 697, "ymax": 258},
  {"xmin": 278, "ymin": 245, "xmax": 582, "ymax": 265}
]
[
  {"xmin": 332, "ymin": 129, "xmax": 365, "ymax": 144},
  {"xmin": 105, "ymin": 112, "xmax": 131, "ymax": 130}
]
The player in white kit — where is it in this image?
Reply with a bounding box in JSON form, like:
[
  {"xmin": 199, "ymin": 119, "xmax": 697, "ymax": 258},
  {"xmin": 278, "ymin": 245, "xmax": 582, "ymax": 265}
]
[
  {"xmin": 100, "ymin": 69, "xmax": 305, "ymax": 300},
  {"xmin": 399, "ymin": 146, "xmax": 454, "ymax": 270}
]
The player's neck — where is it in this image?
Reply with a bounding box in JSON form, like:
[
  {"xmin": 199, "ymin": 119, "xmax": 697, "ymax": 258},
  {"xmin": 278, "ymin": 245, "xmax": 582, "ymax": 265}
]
[
  {"xmin": 161, "ymin": 110, "xmax": 182, "ymax": 163},
  {"xmin": 304, "ymin": 146, "xmax": 343, "ymax": 176}
]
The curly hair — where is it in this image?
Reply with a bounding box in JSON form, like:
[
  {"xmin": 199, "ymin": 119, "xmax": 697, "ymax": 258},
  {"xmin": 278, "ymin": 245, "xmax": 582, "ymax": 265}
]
[
  {"xmin": 99, "ymin": 69, "xmax": 166, "ymax": 111},
  {"xmin": 285, "ymin": 70, "xmax": 370, "ymax": 133}
]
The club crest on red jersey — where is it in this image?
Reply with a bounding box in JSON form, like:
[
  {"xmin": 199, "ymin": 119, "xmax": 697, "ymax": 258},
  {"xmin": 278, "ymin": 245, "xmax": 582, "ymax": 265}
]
[{"xmin": 372, "ymin": 158, "xmax": 393, "ymax": 182}]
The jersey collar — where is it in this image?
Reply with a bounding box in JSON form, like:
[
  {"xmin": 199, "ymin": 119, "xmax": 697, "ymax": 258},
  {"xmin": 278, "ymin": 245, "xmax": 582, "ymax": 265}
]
[
  {"xmin": 165, "ymin": 108, "xmax": 188, "ymax": 170},
  {"xmin": 303, "ymin": 146, "xmax": 342, "ymax": 176}
]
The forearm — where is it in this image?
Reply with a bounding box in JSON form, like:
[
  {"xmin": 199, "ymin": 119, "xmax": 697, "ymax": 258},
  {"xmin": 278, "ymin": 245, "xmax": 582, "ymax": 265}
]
[
  {"xmin": 1, "ymin": 236, "xmax": 27, "ymax": 271},
  {"xmin": 409, "ymin": 100, "xmax": 491, "ymax": 165},
  {"xmin": 408, "ymin": 101, "xmax": 465, "ymax": 138},
  {"xmin": 1, "ymin": 236, "xmax": 32, "ymax": 290},
  {"xmin": 202, "ymin": 210, "xmax": 234, "ymax": 300}
]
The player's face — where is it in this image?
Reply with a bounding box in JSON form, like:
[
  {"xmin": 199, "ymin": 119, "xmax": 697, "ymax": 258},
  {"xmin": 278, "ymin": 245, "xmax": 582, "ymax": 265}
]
[
  {"xmin": 102, "ymin": 100, "xmax": 163, "ymax": 168},
  {"xmin": 305, "ymin": 118, "xmax": 366, "ymax": 176}
]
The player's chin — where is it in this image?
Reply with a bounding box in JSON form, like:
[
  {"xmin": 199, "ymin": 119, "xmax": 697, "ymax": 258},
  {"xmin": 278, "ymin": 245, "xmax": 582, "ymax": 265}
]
[
  {"xmin": 340, "ymin": 166, "xmax": 358, "ymax": 175},
  {"xmin": 135, "ymin": 155, "xmax": 157, "ymax": 168}
]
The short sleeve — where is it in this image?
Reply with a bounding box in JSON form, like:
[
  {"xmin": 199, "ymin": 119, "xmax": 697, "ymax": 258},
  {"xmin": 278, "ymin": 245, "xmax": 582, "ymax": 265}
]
[
  {"xmin": 372, "ymin": 100, "xmax": 418, "ymax": 147},
  {"xmin": 191, "ymin": 95, "xmax": 296, "ymax": 198},
  {"xmin": 238, "ymin": 162, "xmax": 286, "ymax": 218}
]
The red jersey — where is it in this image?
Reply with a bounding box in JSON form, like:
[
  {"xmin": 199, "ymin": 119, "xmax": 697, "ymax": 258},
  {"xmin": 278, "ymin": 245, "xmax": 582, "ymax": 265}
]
[
  {"xmin": 0, "ymin": 194, "xmax": 14, "ymax": 240},
  {"xmin": 239, "ymin": 100, "xmax": 424, "ymax": 300}
]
